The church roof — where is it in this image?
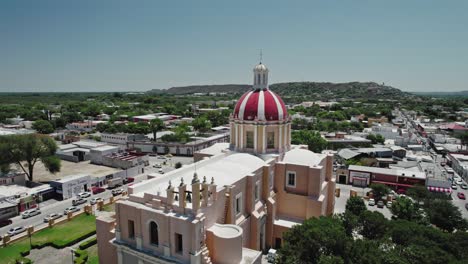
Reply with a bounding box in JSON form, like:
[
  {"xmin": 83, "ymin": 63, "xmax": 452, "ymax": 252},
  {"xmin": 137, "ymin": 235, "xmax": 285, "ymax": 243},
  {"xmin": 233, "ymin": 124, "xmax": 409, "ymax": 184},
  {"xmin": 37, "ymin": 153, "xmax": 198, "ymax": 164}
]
[{"xmin": 233, "ymin": 89, "xmax": 287, "ymax": 121}]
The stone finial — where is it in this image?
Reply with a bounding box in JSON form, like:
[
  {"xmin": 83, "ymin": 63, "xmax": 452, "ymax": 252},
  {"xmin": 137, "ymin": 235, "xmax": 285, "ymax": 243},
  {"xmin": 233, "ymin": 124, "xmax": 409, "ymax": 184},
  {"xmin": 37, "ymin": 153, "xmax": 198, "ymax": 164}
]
[
  {"xmin": 180, "ymin": 177, "xmax": 184, "ymax": 186},
  {"xmin": 211, "ymin": 177, "xmax": 215, "ymax": 185},
  {"xmin": 203, "ymin": 176, "xmax": 207, "ymax": 184},
  {"xmin": 192, "ymin": 172, "xmax": 200, "ymax": 184},
  {"xmin": 167, "ymin": 180, "xmax": 172, "ymax": 189}
]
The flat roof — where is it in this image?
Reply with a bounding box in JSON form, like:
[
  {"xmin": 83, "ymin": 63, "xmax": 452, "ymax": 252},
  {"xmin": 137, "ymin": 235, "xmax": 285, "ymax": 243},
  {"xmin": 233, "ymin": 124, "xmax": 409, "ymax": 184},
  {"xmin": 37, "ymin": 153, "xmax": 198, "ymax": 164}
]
[
  {"xmin": 282, "ymin": 149, "xmax": 326, "ymax": 167},
  {"xmin": 0, "ymin": 184, "xmax": 32, "ymax": 198},
  {"xmin": 196, "ymin": 143, "xmax": 229, "ymax": 155},
  {"xmin": 51, "ymin": 174, "xmax": 90, "ymax": 183},
  {"xmin": 348, "ymin": 165, "xmax": 426, "ymax": 179},
  {"xmin": 92, "ymin": 145, "xmax": 120, "ymax": 152}
]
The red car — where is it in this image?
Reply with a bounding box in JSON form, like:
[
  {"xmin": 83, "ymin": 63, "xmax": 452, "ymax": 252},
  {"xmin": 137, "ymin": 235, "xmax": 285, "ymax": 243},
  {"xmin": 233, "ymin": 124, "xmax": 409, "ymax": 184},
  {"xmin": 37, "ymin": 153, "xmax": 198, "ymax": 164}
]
[
  {"xmin": 457, "ymin": 192, "xmax": 466, "ymax": 200},
  {"xmin": 92, "ymin": 187, "xmax": 105, "ymax": 194}
]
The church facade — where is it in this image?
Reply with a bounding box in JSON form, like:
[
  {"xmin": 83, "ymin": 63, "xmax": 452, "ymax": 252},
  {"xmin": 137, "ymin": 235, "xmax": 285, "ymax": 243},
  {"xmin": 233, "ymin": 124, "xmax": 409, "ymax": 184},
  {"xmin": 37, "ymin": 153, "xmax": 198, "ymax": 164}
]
[{"xmin": 96, "ymin": 62, "xmax": 336, "ymax": 264}]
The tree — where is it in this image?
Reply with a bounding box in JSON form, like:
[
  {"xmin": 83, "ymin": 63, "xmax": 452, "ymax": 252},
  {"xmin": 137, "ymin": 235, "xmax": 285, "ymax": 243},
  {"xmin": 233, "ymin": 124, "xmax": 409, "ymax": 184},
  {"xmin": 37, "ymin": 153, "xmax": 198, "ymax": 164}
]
[
  {"xmin": 0, "ymin": 134, "xmax": 61, "ymax": 182},
  {"xmin": 358, "ymin": 210, "xmax": 388, "ymax": 240},
  {"xmin": 150, "ymin": 118, "xmax": 165, "ymax": 142},
  {"xmin": 390, "ymin": 197, "xmax": 422, "ymax": 222},
  {"xmin": 345, "ymin": 196, "xmax": 367, "ymax": 216},
  {"xmin": 370, "ymin": 183, "xmax": 390, "ymax": 201},
  {"xmin": 291, "ymin": 130, "xmax": 328, "ymax": 153},
  {"xmin": 406, "ymin": 185, "xmax": 429, "ymax": 204},
  {"xmin": 192, "ymin": 116, "xmax": 212, "ymax": 134},
  {"xmin": 32, "ymin": 120, "xmax": 54, "ymax": 134},
  {"xmin": 366, "ymin": 134, "xmax": 385, "ymax": 144},
  {"xmin": 277, "ymin": 216, "xmax": 347, "ymax": 264},
  {"xmin": 424, "ymin": 199, "xmax": 467, "ymax": 232}
]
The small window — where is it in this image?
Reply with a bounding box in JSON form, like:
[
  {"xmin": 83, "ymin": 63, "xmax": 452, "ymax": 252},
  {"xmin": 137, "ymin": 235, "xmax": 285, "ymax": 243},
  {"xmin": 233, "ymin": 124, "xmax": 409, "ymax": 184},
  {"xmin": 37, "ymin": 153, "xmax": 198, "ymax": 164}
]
[
  {"xmin": 175, "ymin": 233, "xmax": 183, "ymax": 254},
  {"xmin": 128, "ymin": 220, "xmax": 135, "ymax": 239},
  {"xmin": 150, "ymin": 221, "xmax": 159, "ymax": 246},
  {"xmin": 267, "ymin": 132, "xmax": 275, "ymax": 149},
  {"xmin": 255, "ymin": 181, "xmax": 260, "ymax": 201},
  {"xmin": 286, "ymin": 171, "xmax": 296, "ymax": 188},
  {"xmin": 235, "ymin": 193, "xmax": 242, "ymax": 215},
  {"xmin": 246, "ymin": 131, "xmax": 254, "ymax": 148}
]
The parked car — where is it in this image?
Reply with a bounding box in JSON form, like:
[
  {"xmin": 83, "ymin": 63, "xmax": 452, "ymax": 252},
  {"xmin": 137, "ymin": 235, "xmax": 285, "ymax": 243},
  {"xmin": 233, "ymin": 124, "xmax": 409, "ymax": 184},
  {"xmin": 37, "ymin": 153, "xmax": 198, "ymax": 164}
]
[
  {"xmin": 266, "ymin": 248, "xmax": 277, "ymax": 263},
  {"xmin": 77, "ymin": 192, "xmax": 91, "ymax": 198},
  {"xmin": 158, "ymin": 168, "xmax": 164, "ymax": 174},
  {"xmin": 149, "ymin": 153, "xmax": 157, "ymax": 157},
  {"xmin": 377, "ymin": 200, "xmax": 385, "ymax": 208},
  {"xmin": 456, "ymin": 179, "xmax": 463, "ymax": 185},
  {"xmin": 90, "ymin": 197, "xmax": 103, "ymax": 205},
  {"xmin": 64, "ymin": 206, "xmax": 80, "ymax": 214},
  {"xmin": 368, "ymin": 198, "xmax": 375, "ymax": 206},
  {"xmin": 465, "ymin": 203, "xmax": 468, "ymax": 210},
  {"xmin": 457, "ymin": 192, "xmax": 466, "ymax": 200},
  {"xmin": 461, "ymin": 183, "xmax": 468, "ymax": 190},
  {"xmin": 7, "ymin": 226, "xmax": 26, "ymax": 236},
  {"xmin": 386, "ymin": 201, "xmax": 393, "ymax": 208},
  {"xmin": 21, "ymin": 208, "xmax": 41, "ymax": 219},
  {"xmin": 91, "ymin": 187, "xmax": 105, "ymax": 194},
  {"xmin": 452, "ymin": 184, "xmax": 458, "ymax": 190},
  {"xmin": 157, "ymin": 156, "xmax": 166, "ymax": 160},
  {"xmin": 72, "ymin": 198, "xmax": 87, "ymax": 206},
  {"xmin": 153, "ymin": 164, "xmax": 162, "ymax": 168},
  {"xmin": 43, "ymin": 213, "xmax": 62, "ymax": 223},
  {"xmin": 112, "ymin": 188, "xmax": 124, "ymax": 196},
  {"xmin": 123, "ymin": 177, "xmax": 135, "ymax": 184},
  {"xmin": 0, "ymin": 219, "xmax": 12, "ymax": 228}
]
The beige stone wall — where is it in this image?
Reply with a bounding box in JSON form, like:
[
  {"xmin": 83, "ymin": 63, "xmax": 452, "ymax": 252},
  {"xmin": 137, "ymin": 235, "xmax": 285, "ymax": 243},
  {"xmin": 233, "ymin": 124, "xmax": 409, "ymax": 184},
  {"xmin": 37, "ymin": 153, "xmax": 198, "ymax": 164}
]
[{"xmin": 96, "ymin": 216, "xmax": 117, "ymax": 264}]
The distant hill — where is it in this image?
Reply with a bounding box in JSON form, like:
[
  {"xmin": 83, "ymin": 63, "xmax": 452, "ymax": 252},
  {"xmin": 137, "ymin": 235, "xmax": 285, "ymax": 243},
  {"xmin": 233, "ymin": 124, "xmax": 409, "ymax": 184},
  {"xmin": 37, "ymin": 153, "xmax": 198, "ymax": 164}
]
[
  {"xmin": 148, "ymin": 82, "xmax": 409, "ymax": 99},
  {"xmin": 412, "ymin": 91, "xmax": 468, "ymax": 97}
]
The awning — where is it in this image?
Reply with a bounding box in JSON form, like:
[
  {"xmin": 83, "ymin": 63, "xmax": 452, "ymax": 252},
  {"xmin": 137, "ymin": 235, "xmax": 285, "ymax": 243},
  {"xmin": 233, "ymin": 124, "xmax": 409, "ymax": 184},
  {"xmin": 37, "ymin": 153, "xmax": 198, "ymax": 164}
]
[
  {"xmin": 427, "ymin": 186, "xmax": 452, "ymax": 193},
  {"xmin": 371, "ymin": 180, "xmax": 413, "ymax": 188}
]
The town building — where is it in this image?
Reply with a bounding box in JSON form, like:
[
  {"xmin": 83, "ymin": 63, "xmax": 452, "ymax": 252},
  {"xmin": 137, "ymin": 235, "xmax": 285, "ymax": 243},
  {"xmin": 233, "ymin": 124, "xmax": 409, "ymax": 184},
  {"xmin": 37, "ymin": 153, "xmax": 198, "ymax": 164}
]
[
  {"xmin": 0, "ymin": 171, "xmax": 26, "ymax": 186},
  {"xmin": 96, "ymin": 62, "xmax": 336, "ymax": 264},
  {"xmin": 101, "ymin": 133, "xmax": 147, "ymax": 145},
  {"xmin": 348, "ymin": 165, "xmax": 426, "ymax": 189}
]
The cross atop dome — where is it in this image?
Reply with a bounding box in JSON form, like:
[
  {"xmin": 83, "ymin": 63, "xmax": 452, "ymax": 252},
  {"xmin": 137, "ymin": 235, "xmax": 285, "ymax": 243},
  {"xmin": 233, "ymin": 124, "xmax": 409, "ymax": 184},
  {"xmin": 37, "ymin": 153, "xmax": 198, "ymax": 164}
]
[{"xmin": 253, "ymin": 54, "xmax": 269, "ymax": 90}]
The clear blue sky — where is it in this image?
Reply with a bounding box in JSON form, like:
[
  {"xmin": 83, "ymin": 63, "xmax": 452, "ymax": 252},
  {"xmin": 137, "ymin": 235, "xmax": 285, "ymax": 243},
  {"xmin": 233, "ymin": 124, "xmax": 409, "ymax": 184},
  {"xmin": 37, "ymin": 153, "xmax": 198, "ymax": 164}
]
[{"xmin": 1, "ymin": 0, "xmax": 467, "ymax": 92}]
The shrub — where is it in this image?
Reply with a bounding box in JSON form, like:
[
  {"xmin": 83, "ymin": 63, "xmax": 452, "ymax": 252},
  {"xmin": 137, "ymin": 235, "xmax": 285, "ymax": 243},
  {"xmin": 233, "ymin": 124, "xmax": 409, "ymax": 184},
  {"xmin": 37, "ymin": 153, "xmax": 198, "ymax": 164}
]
[
  {"xmin": 15, "ymin": 257, "xmax": 32, "ymax": 264},
  {"xmin": 74, "ymin": 249, "xmax": 88, "ymax": 264},
  {"xmin": 79, "ymin": 237, "xmax": 97, "ymax": 250}
]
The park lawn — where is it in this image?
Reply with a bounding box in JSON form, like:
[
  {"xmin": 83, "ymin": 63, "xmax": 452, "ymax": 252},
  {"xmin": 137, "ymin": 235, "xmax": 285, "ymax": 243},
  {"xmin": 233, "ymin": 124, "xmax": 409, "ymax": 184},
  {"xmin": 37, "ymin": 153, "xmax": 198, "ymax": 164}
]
[
  {"xmin": 86, "ymin": 244, "xmax": 99, "ymax": 264},
  {"xmin": 0, "ymin": 214, "xmax": 96, "ymax": 264},
  {"xmin": 102, "ymin": 203, "xmax": 115, "ymax": 212}
]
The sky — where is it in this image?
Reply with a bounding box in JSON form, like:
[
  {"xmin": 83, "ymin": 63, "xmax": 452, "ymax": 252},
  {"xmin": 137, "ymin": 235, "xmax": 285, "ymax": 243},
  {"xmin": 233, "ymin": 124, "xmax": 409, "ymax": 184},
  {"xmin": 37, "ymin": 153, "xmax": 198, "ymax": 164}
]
[{"xmin": 1, "ymin": 0, "xmax": 467, "ymax": 93}]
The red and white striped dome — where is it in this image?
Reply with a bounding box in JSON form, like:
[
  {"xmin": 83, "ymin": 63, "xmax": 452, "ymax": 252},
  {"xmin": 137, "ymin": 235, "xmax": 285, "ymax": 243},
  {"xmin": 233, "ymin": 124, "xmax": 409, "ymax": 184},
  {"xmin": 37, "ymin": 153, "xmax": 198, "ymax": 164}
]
[{"xmin": 233, "ymin": 89, "xmax": 287, "ymax": 121}]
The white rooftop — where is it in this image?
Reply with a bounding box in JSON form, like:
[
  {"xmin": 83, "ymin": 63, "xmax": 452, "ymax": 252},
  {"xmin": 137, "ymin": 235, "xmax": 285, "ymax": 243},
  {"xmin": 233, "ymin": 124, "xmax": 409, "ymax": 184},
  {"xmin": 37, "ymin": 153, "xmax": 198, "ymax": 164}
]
[
  {"xmin": 348, "ymin": 165, "xmax": 426, "ymax": 179},
  {"xmin": 51, "ymin": 174, "xmax": 90, "ymax": 184},
  {"xmin": 196, "ymin": 142, "xmax": 229, "ymax": 155},
  {"xmin": 282, "ymin": 148, "xmax": 326, "ymax": 167},
  {"xmin": 130, "ymin": 152, "xmax": 266, "ymax": 197}
]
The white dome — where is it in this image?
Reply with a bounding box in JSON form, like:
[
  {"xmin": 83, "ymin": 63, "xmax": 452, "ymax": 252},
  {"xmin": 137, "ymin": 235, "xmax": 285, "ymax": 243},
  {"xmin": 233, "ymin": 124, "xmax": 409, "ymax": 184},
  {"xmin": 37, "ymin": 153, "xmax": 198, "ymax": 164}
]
[{"xmin": 253, "ymin": 63, "xmax": 268, "ymax": 72}]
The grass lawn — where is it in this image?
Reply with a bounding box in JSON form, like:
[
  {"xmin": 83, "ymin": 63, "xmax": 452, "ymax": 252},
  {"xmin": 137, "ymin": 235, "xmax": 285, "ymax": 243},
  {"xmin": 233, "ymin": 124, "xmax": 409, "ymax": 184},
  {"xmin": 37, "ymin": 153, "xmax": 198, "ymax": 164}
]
[
  {"xmin": 0, "ymin": 214, "xmax": 96, "ymax": 264},
  {"xmin": 102, "ymin": 203, "xmax": 115, "ymax": 212},
  {"xmin": 86, "ymin": 244, "xmax": 99, "ymax": 264}
]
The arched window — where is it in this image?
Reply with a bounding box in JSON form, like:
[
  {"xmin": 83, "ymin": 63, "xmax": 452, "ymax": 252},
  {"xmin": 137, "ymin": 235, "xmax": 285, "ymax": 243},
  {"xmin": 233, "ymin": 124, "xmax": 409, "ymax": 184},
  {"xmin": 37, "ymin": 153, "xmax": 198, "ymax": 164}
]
[{"xmin": 150, "ymin": 221, "xmax": 159, "ymax": 246}]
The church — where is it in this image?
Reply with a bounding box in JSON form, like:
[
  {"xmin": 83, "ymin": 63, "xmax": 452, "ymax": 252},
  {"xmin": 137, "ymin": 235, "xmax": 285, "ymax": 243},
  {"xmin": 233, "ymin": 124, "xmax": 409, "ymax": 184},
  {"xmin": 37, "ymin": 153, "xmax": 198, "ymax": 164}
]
[{"xmin": 96, "ymin": 61, "xmax": 336, "ymax": 264}]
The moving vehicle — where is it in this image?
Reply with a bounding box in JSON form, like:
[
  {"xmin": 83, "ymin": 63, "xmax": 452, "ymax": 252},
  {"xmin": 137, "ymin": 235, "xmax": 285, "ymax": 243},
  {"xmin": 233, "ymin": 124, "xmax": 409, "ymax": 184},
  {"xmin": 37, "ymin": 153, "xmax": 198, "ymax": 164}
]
[
  {"xmin": 77, "ymin": 192, "xmax": 91, "ymax": 198},
  {"xmin": 72, "ymin": 198, "xmax": 87, "ymax": 206},
  {"xmin": 368, "ymin": 198, "xmax": 375, "ymax": 206},
  {"xmin": 457, "ymin": 192, "xmax": 466, "ymax": 200},
  {"xmin": 21, "ymin": 208, "xmax": 41, "ymax": 219},
  {"xmin": 90, "ymin": 197, "xmax": 103, "ymax": 205},
  {"xmin": 43, "ymin": 213, "xmax": 62, "ymax": 223},
  {"xmin": 112, "ymin": 188, "xmax": 124, "ymax": 196},
  {"xmin": 7, "ymin": 226, "xmax": 26, "ymax": 236},
  {"xmin": 64, "ymin": 207, "xmax": 80, "ymax": 214},
  {"xmin": 108, "ymin": 178, "xmax": 123, "ymax": 189},
  {"xmin": 377, "ymin": 200, "xmax": 385, "ymax": 208},
  {"xmin": 0, "ymin": 219, "xmax": 12, "ymax": 228},
  {"xmin": 91, "ymin": 187, "xmax": 105, "ymax": 194}
]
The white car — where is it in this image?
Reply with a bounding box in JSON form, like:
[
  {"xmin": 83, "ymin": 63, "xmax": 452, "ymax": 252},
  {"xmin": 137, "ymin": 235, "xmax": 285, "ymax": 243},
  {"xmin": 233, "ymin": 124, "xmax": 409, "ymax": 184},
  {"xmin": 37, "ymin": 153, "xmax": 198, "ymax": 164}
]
[
  {"xmin": 7, "ymin": 226, "xmax": 26, "ymax": 236},
  {"xmin": 153, "ymin": 164, "xmax": 162, "ymax": 168},
  {"xmin": 22, "ymin": 208, "xmax": 41, "ymax": 219},
  {"xmin": 368, "ymin": 198, "xmax": 376, "ymax": 206},
  {"xmin": 456, "ymin": 179, "xmax": 463, "ymax": 185},
  {"xmin": 64, "ymin": 206, "xmax": 80, "ymax": 214},
  {"xmin": 266, "ymin": 248, "xmax": 277, "ymax": 263},
  {"xmin": 452, "ymin": 184, "xmax": 458, "ymax": 190},
  {"xmin": 90, "ymin": 197, "xmax": 103, "ymax": 205},
  {"xmin": 78, "ymin": 192, "xmax": 91, "ymax": 198},
  {"xmin": 159, "ymin": 168, "xmax": 164, "ymax": 174},
  {"xmin": 386, "ymin": 201, "xmax": 393, "ymax": 208},
  {"xmin": 43, "ymin": 213, "xmax": 62, "ymax": 223}
]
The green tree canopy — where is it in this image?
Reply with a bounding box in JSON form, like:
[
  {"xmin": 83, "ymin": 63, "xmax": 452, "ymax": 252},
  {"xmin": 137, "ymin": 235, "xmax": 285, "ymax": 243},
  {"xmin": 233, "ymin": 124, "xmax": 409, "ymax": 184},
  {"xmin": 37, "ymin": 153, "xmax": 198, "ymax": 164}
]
[
  {"xmin": 0, "ymin": 134, "xmax": 61, "ymax": 182},
  {"xmin": 150, "ymin": 118, "xmax": 165, "ymax": 142},
  {"xmin": 370, "ymin": 183, "xmax": 390, "ymax": 201},
  {"xmin": 291, "ymin": 130, "xmax": 328, "ymax": 153},
  {"xmin": 32, "ymin": 120, "xmax": 54, "ymax": 134},
  {"xmin": 345, "ymin": 196, "xmax": 367, "ymax": 216}
]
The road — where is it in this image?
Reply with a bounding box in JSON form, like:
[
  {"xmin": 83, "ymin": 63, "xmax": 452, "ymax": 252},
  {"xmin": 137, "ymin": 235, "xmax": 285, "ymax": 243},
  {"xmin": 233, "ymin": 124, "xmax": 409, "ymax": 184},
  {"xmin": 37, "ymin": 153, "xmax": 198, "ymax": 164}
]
[{"xmin": 0, "ymin": 156, "xmax": 194, "ymax": 239}]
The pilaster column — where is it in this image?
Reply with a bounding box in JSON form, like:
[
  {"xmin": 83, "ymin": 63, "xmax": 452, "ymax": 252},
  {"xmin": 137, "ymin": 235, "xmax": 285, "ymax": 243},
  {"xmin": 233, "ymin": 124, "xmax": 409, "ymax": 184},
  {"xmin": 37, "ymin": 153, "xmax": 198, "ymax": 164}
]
[
  {"xmin": 254, "ymin": 124, "xmax": 258, "ymax": 153},
  {"xmin": 278, "ymin": 125, "xmax": 283, "ymax": 152}
]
